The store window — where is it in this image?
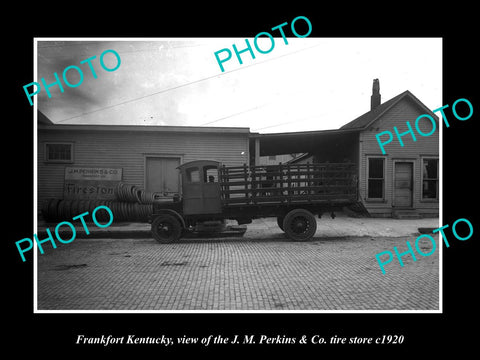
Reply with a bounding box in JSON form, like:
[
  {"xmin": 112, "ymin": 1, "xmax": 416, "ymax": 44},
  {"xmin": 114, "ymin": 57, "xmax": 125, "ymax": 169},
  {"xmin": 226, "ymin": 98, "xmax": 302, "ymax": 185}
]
[
  {"xmin": 45, "ymin": 143, "xmax": 73, "ymax": 163},
  {"xmin": 367, "ymin": 157, "xmax": 385, "ymax": 199},
  {"xmin": 422, "ymin": 158, "xmax": 439, "ymax": 200}
]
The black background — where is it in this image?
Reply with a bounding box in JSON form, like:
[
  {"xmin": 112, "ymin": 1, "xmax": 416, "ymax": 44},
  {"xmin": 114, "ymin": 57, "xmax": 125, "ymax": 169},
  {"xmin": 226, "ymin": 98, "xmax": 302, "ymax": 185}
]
[{"xmin": 5, "ymin": 5, "xmax": 478, "ymax": 356}]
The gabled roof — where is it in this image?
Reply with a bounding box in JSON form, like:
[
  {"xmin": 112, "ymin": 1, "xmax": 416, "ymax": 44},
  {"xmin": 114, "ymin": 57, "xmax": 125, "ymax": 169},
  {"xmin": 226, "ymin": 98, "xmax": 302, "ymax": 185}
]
[
  {"xmin": 340, "ymin": 90, "xmax": 438, "ymax": 130},
  {"xmin": 38, "ymin": 110, "xmax": 54, "ymax": 125}
]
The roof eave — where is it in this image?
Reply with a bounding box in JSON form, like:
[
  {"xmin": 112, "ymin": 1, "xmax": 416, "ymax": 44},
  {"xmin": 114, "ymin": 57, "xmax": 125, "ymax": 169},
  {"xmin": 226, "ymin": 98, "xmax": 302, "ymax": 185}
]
[{"xmin": 37, "ymin": 123, "xmax": 251, "ymax": 134}]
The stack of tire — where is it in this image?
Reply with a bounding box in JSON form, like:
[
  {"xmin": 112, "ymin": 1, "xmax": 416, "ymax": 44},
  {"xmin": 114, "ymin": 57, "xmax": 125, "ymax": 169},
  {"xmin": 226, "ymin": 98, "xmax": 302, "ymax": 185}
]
[
  {"xmin": 114, "ymin": 182, "xmax": 159, "ymax": 204},
  {"xmin": 41, "ymin": 182, "xmax": 157, "ymax": 223}
]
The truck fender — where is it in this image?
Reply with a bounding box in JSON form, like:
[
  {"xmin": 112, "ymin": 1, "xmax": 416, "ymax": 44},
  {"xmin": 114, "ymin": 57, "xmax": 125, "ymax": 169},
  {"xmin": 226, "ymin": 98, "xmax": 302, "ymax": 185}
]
[{"xmin": 151, "ymin": 209, "xmax": 186, "ymax": 229}]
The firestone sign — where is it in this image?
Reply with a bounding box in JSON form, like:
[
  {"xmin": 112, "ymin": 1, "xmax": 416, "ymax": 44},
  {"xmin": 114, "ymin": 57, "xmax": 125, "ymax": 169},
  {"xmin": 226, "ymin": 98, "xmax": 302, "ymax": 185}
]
[{"xmin": 64, "ymin": 167, "xmax": 122, "ymax": 199}]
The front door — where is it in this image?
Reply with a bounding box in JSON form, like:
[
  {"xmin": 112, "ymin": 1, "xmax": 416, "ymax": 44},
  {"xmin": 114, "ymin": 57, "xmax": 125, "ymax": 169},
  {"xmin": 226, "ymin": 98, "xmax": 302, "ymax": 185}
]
[
  {"xmin": 394, "ymin": 162, "xmax": 413, "ymax": 207},
  {"xmin": 145, "ymin": 157, "xmax": 180, "ymax": 196}
]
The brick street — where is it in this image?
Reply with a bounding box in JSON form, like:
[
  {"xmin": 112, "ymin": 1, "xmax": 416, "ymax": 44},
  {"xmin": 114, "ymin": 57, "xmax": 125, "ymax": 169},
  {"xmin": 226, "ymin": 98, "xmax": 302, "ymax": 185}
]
[{"xmin": 36, "ymin": 217, "xmax": 439, "ymax": 311}]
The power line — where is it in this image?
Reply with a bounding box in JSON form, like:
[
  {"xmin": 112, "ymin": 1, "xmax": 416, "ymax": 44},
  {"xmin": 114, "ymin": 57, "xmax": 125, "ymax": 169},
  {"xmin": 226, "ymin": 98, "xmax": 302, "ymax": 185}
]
[
  {"xmin": 252, "ymin": 116, "xmax": 315, "ymax": 131},
  {"xmin": 54, "ymin": 41, "xmax": 323, "ymax": 124},
  {"xmin": 199, "ymin": 102, "xmax": 272, "ymax": 126},
  {"xmin": 37, "ymin": 41, "xmax": 101, "ymax": 49},
  {"xmin": 197, "ymin": 86, "xmax": 315, "ymax": 127},
  {"xmin": 55, "ymin": 73, "xmax": 225, "ymax": 123},
  {"xmin": 37, "ymin": 41, "xmax": 207, "ymax": 50}
]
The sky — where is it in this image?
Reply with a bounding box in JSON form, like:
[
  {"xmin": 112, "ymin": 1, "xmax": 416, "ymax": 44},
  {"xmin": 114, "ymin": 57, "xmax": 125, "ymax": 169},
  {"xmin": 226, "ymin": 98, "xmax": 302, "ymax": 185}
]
[{"xmin": 36, "ymin": 38, "xmax": 442, "ymax": 133}]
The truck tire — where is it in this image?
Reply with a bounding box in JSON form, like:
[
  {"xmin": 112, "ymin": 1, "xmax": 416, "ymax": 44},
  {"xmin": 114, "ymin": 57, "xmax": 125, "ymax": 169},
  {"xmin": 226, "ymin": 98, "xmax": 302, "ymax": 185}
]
[
  {"xmin": 151, "ymin": 214, "xmax": 182, "ymax": 243},
  {"xmin": 283, "ymin": 209, "xmax": 317, "ymax": 241},
  {"xmin": 277, "ymin": 216, "xmax": 285, "ymax": 231}
]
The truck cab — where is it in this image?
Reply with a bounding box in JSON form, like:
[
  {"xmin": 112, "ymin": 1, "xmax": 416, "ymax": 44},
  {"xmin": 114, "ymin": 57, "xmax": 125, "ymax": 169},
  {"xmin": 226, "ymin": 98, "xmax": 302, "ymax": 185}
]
[
  {"xmin": 150, "ymin": 160, "xmax": 226, "ymax": 243},
  {"xmin": 177, "ymin": 160, "xmax": 223, "ymax": 215}
]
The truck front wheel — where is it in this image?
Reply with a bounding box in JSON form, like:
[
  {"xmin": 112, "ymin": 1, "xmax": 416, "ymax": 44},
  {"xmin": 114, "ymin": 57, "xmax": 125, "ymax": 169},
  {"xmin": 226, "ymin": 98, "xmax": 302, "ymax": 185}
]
[
  {"xmin": 151, "ymin": 214, "xmax": 182, "ymax": 243},
  {"xmin": 283, "ymin": 209, "xmax": 317, "ymax": 241}
]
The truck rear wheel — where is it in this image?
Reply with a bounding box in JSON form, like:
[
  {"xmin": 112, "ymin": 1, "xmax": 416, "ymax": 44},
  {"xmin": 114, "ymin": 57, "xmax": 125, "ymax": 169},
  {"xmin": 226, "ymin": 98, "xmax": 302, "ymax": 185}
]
[
  {"xmin": 151, "ymin": 214, "xmax": 182, "ymax": 243},
  {"xmin": 283, "ymin": 209, "xmax": 317, "ymax": 241}
]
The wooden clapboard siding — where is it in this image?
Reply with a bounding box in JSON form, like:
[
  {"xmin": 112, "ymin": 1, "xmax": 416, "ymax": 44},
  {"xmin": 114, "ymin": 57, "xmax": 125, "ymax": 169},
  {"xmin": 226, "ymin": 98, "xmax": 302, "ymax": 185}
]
[
  {"xmin": 359, "ymin": 96, "xmax": 439, "ymax": 216},
  {"xmin": 37, "ymin": 126, "xmax": 249, "ymax": 206}
]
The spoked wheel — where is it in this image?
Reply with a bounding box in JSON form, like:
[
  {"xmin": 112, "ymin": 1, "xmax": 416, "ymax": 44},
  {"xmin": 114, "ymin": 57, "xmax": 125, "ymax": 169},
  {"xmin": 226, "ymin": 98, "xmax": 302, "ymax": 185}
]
[
  {"xmin": 151, "ymin": 214, "xmax": 182, "ymax": 243},
  {"xmin": 283, "ymin": 209, "xmax": 317, "ymax": 241}
]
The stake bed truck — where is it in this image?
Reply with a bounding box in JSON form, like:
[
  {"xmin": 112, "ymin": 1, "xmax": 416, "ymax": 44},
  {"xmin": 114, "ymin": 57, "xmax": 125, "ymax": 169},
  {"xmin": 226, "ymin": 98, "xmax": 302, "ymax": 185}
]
[{"xmin": 149, "ymin": 159, "xmax": 366, "ymax": 242}]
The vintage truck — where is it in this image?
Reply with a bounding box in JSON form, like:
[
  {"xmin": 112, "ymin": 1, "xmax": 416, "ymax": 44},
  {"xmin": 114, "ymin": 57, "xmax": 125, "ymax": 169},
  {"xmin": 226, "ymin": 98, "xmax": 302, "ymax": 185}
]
[{"xmin": 149, "ymin": 159, "xmax": 365, "ymax": 243}]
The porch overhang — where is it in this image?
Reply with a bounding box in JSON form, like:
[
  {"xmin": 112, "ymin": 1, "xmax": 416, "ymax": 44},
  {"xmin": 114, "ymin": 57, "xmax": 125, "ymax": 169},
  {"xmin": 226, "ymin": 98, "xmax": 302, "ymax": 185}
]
[{"xmin": 250, "ymin": 128, "xmax": 360, "ymax": 158}]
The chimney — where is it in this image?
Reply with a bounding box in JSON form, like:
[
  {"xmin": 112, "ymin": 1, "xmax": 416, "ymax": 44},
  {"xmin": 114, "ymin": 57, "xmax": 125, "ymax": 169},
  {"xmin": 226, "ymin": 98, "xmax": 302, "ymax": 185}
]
[{"xmin": 371, "ymin": 78, "xmax": 381, "ymax": 110}]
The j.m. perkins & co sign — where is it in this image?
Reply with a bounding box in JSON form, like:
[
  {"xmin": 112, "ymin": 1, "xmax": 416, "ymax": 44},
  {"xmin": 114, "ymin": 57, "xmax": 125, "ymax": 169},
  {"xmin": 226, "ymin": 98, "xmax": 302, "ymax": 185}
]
[{"xmin": 64, "ymin": 167, "xmax": 122, "ymax": 200}]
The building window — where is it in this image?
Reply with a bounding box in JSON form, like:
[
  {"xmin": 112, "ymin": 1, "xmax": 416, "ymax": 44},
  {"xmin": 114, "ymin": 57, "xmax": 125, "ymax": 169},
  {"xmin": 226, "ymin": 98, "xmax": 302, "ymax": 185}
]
[
  {"xmin": 268, "ymin": 155, "xmax": 276, "ymax": 160},
  {"xmin": 45, "ymin": 143, "xmax": 73, "ymax": 163},
  {"xmin": 422, "ymin": 158, "xmax": 438, "ymax": 200},
  {"xmin": 367, "ymin": 157, "xmax": 385, "ymax": 199}
]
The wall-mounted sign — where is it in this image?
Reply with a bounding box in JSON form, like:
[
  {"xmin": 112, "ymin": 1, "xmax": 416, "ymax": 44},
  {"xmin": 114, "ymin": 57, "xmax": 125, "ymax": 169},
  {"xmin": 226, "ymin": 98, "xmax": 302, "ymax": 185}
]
[
  {"xmin": 64, "ymin": 167, "xmax": 122, "ymax": 199},
  {"xmin": 65, "ymin": 167, "xmax": 122, "ymax": 181}
]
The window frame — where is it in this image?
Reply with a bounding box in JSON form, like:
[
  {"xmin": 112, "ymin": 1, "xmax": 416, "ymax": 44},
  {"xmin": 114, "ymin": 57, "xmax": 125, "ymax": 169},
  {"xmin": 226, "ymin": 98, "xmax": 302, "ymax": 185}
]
[
  {"xmin": 185, "ymin": 167, "xmax": 201, "ymax": 183},
  {"xmin": 366, "ymin": 156, "xmax": 386, "ymax": 201},
  {"xmin": 44, "ymin": 142, "xmax": 74, "ymax": 163},
  {"xmin": 421, "ymin": 156, "xmax": 439, "ymax": 202},
  {"xmin": 204, "ymin": 165, "xmax": 219, "ymax": 183}
]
